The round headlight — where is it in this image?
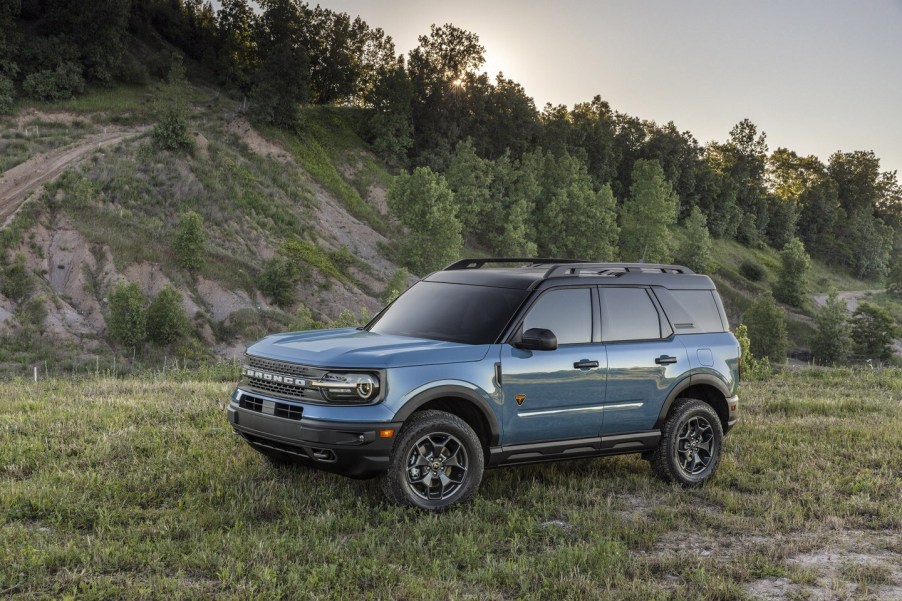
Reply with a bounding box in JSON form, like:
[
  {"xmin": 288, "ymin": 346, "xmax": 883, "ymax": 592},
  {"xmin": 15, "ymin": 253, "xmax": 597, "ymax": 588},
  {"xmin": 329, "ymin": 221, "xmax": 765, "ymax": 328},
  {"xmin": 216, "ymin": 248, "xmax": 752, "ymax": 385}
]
[{"xmin": 356, "ymin": 375, "xmax": 377, "ymax": 400}]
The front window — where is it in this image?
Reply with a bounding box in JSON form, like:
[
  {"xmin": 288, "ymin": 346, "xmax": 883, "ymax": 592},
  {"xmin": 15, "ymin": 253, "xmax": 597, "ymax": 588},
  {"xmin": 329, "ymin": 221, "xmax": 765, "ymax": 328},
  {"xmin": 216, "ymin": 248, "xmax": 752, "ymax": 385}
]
[{"xmin": 367, "ymin": 281, "xmax": 528, "ymax": 344}]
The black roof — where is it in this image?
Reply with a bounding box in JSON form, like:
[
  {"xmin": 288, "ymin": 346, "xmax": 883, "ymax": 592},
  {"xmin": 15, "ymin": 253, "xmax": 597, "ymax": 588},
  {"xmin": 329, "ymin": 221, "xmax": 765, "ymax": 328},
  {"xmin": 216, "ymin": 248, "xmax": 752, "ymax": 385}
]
[{"xmin": 424, "ymin": 258, "xmax": 716, "ymax": 290}]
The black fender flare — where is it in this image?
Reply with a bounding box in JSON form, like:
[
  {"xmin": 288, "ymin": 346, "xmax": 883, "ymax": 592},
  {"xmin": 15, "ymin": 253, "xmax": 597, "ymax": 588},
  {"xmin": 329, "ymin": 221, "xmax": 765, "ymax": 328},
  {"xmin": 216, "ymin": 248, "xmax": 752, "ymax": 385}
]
[
  {"xmin": 654, "ymin": 373, "xmax": 731, "ymax": 429},
  {"xmin": 392, "ymin": 385, "xmax": 501, "ymax": 446}
]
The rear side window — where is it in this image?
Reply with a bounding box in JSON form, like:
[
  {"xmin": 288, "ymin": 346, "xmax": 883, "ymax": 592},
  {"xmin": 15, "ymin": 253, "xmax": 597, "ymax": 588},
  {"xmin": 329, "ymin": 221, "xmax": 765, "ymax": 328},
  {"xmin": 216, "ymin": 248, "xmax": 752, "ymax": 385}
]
[
  {"xmin": 655, "ymin": 289, "xmax": 726, "ymax": 333},
  {"xmin": 600, "ymin": 288, "xmax": 662, "ymax": 342},
  {"xmin": 523, "ymin": 288, "xmax": 592, "ymax": 345}
]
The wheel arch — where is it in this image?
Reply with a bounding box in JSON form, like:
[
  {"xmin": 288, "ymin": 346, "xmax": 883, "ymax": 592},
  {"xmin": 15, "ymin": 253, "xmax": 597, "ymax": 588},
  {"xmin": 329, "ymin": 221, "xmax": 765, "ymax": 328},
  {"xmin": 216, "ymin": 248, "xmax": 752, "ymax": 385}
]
[
  {"xmin": 656, "ymin": 374, "xmax": 730, "ymax": 431},
  {"xmin": 392, "ymin": 385, "xmax": 501, "ymax": 457}
]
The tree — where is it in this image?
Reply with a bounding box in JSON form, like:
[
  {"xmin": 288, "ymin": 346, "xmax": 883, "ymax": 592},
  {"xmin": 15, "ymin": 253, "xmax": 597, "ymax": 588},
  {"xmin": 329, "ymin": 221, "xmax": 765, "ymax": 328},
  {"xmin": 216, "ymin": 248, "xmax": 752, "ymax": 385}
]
[
  {"xmin": 251, "ymin": 0, "xmax": 312, "ymax": 129},
  {"xmin": 107, "ymin": 281, "xmax": 148, "ymax": 347},
  {"xmin": 1, "ymin": 255, "xmax": 33, "ymax": 302},
  {"xmin": 533, "ymin": 152, "xmax": 618, "ymax": 260},
  {"xmin": 774, "ymin": 238, "xmax": 810, "ymax": 308},
  {"xmin": 486, "ymin": 151, "xmax": 539, "ymax": 257},
  {"xmin": 174, "ymin": 212, "xmax": 207, "ymax": 272},
  {"xmin": 850, "ymin": 303, "xmax": 898, "ymax": 362},
  {"xmin": 845, "ymin": 209, "xmax": 893, "ymax": 280},
  {"xmin": 679, "ymin": 206, "xmax": 711, "ymax": 273},
  {"xmin": 387, "ymin": 167, "xmax": 462, "ymax": 275},
  {"xmin": 365, "ymin": 57, "xmax": 413, "ymax": 163},
  {"xmin": 743, "ymin": 291, "xmax": 787, "ymax": 362},
  {"xmin": 147, "ymin": 285, "xmax": 189, "ymax": 345},
  {"xmin": 445, "ymin": 138, "xmax": 494, "ymax": 244},
  {"xmin": 812, "ymin": 292, "xmax": 852, "ymax": 365},
  {"xmin": 257, "ymin": 256, "xmax": 301, "ymax": 307},
  {"xmin": 620, "ymin": 159, "xmax": 678, "ymax": 263},
  {"xmin": 152, "ymin": 55, "xmax": 192, "ymax": 151}
]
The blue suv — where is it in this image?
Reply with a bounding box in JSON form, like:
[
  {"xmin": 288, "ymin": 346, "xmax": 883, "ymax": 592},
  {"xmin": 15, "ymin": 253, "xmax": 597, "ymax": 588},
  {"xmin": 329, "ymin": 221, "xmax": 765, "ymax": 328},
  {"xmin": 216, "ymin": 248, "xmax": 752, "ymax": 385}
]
[{"xmin": 228, "ymin": 259, "xmax": 740, "ymax": 510}]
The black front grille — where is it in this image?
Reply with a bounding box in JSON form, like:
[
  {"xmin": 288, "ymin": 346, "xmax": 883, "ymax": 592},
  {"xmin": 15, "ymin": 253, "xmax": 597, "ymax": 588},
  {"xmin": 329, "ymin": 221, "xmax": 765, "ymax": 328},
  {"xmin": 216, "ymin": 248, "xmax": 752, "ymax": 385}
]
[
  {"xmin": 246, "ymin": 378, "xmax": 310, "ymax": 400},
  {"xmin": 239, "ymin": 393, "xmax": 303, "ymax": 421},
  {"xmin": 244, "ymin": 355, "xmax": 328, "ymax": 402},
  {"xmin": 246, "ymin": 356, "xmax": 327, "ymax": 379}
]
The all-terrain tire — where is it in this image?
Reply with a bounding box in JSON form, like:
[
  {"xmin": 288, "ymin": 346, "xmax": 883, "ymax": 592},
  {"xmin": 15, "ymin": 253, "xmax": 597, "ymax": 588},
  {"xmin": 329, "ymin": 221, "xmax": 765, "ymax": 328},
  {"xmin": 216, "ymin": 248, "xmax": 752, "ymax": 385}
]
[
  {"xmin": 382, "ymin": 410, "xmax": 484, "ymax": 511},
  {"xmin": 650, "ymin": 398, "xmax": 723, "ymax": 487}
]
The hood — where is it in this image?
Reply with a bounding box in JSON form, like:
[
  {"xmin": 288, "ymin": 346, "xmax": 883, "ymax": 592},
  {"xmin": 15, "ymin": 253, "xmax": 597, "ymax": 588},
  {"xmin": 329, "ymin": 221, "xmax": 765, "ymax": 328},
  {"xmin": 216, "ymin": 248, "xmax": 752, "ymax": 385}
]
[{"xmin": 246, "ymin": 328, "xmax": 492, "ymax": 368}]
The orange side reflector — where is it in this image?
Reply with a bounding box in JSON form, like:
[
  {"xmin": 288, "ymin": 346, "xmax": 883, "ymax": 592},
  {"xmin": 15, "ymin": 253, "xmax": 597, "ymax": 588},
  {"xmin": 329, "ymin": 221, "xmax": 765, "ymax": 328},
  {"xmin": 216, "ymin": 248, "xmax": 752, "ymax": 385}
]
[{"xmin": 378, "ymin": 429, "xmax": 395, "ymax": 439}]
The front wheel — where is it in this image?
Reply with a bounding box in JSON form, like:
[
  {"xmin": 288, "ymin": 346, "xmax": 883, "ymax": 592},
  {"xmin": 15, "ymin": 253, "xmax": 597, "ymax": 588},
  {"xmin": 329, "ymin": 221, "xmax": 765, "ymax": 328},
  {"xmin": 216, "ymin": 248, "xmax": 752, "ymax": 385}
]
[
  {"xmin": 382, "ymin": 410, "xmax": 484, "ymax": 511},
  {"xmin": 650, "ymin": 398, "xmax": 723, "ymax": 486}
]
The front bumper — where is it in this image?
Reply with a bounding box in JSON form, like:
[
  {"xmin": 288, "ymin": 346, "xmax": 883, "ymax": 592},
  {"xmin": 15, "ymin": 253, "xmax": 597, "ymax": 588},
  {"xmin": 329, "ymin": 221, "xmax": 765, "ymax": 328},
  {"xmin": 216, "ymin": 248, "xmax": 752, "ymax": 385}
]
[
  {"xmin": 725, "ymin": 394, "xmax": 739, "ymax": 433},
  {"xmin": 227, "ymin": 389, "xmax": 401, "ymax": 478}
]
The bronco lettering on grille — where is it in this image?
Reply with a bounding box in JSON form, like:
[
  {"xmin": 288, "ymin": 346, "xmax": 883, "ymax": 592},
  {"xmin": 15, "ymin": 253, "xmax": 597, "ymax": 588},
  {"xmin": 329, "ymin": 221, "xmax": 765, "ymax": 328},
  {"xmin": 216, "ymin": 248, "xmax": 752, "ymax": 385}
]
[{"xmin": 245, "ymin": 368, "xmax": 307, "ymax": 387}]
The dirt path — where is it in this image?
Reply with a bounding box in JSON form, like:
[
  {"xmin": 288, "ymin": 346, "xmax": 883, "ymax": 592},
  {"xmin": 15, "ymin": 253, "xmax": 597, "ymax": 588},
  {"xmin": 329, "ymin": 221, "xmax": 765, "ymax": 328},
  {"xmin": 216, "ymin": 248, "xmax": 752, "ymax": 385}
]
[
  {"xmin": 0, "ymin": 129, "xmax": 144, "ymax": 226},
  {"xmin": 812, "ymin": 289, "xmax": 882, "ymax": 312}
]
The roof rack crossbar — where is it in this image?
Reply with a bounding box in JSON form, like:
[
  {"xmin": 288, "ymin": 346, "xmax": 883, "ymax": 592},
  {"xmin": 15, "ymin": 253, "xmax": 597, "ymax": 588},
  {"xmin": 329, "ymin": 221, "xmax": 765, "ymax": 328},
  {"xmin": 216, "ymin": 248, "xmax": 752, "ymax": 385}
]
[
  {"xmin": 543, "ymin": 263, "xmax": 694, "ymax": 278},
  {"xmin": 443, "ymin": 257, "xmax": 586, "ymax": 271}
]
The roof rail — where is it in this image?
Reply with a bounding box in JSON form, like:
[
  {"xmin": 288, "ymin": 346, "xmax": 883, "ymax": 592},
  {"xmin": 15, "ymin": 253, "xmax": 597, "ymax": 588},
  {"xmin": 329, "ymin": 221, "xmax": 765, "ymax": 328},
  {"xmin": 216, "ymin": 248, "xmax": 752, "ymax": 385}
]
[
  {"xmin": 543, "ymin": 263, "xmax": 695, "ymax": 278},
  {"xmin": 443, "ymin": 257, "xmax": 587, "ymax": 271}
]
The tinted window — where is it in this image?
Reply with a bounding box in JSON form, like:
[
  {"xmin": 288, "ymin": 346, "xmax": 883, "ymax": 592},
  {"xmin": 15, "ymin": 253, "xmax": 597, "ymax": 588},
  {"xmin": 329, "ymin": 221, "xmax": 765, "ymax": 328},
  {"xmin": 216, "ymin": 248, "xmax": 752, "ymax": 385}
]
[
  {"xmin": 669, "ymin": 290, "xmax": 725, "ymax": 332},
  {"xmin": 523, "ymin": 288, "xmax": 591, "ymax": 345},
  {"xmin": 601, "ymin": 288, "xmax": 661, "ymax": 341},
  {"xmin": 368, "ymin": 282, "xmax": 527, "ymax": 344}
]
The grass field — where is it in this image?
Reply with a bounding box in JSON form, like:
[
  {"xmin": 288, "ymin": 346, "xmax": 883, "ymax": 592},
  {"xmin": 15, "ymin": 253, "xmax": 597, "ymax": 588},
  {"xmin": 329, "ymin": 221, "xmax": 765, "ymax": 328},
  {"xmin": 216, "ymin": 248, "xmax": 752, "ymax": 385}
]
[{"xmin": 2, "ymin": 368, "xmax": 901, "ymax": 600}]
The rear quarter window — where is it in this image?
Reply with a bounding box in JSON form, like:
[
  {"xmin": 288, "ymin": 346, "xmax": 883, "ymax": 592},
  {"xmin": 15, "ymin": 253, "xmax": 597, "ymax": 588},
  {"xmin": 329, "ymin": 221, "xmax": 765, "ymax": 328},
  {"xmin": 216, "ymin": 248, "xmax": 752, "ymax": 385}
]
[{"xmin": 654, "ymin": 288, "xmax": 726, "ymax": 333}]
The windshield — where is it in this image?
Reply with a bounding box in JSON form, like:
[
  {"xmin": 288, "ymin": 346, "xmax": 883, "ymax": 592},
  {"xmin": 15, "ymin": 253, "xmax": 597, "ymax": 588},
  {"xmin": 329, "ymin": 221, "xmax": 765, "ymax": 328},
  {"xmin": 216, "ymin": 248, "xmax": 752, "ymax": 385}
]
[{"xmin": 367, "ymin": 281, "xmax": 528, "ymax": 344}]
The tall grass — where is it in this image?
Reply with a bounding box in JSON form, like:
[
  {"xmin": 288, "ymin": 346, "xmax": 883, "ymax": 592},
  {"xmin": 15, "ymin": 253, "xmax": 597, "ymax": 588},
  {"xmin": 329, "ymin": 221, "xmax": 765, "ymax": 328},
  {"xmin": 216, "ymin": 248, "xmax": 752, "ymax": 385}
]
[{"xmin": 2, "ymin": 368, "xmax": 900, "ymax": 599}]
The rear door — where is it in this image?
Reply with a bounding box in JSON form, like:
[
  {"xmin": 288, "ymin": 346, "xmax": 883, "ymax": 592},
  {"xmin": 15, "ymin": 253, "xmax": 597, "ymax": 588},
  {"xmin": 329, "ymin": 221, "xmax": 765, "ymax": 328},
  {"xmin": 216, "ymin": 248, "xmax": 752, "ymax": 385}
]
[
  {"xmin": 500, "ymin": 287, "xmax": 607, "ymax": 445},
  {"xmin": 598, "ymin": 287, "xmax": 689, "ymax": 435}
]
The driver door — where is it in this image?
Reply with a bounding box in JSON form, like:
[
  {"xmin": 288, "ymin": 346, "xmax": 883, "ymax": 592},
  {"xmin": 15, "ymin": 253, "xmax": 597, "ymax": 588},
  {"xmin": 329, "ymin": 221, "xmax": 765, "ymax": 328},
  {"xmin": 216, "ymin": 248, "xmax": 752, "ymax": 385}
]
[{"xmin": 501, "ymin": 287, "xmax": 607, "ymax": 445}]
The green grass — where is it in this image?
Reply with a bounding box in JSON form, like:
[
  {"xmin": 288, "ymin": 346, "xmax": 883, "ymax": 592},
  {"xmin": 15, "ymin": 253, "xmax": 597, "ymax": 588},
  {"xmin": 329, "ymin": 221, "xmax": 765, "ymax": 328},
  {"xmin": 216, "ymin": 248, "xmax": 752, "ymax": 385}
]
[
  {"xmin": 266, "ymin": 108, "xmax": 390, "ymax": 235},
  {"xmin": 2, "ymin": 368, "xmax": 900, "ymax": 599}
]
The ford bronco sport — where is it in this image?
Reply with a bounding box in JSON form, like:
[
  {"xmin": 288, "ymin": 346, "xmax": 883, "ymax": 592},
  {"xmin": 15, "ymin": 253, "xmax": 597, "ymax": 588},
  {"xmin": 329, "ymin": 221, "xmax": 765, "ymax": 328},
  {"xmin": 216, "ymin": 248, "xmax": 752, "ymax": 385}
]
[{"xmin": 228, "ymin": 259, "xmax": 740, "ymax": 511}]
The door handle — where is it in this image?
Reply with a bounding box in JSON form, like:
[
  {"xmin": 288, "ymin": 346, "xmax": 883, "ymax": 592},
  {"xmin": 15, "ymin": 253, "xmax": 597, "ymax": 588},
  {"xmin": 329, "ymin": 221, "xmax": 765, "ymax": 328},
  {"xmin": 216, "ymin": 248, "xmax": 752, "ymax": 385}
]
[
  {"xmin": 655, "ymin": 355, "xmax": 678, "ymax": 365},
  {"xmin": 573, "ymin": 360, "xmax": 599, "ymax": 369}
]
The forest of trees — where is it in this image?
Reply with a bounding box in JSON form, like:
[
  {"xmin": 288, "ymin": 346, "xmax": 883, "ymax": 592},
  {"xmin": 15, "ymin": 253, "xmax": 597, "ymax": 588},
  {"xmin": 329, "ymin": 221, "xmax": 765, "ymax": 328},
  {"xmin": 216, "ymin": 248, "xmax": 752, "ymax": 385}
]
[{"xmin": 1, "ymin": 0, "xmax": 900, "ymax": 281}]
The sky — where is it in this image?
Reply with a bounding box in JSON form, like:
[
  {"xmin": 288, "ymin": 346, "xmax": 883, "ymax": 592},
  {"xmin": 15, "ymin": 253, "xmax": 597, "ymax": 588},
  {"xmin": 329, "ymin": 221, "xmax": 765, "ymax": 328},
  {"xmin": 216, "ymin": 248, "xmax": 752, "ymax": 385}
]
[{"xmin": 308, "ymin": 0, "xmax": 902, "ymax": 176}]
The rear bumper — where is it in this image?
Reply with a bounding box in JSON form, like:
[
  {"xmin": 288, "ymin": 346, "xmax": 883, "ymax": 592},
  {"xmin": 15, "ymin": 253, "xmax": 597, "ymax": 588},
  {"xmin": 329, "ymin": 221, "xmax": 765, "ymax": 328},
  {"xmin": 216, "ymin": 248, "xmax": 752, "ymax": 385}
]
[
  {"xmin": 725, "ymin": 394, "xmax": 739, "ymax": 433},
  {"xmin": 227, "ymin": 391, "xmax": 401, "ymax": 478}
]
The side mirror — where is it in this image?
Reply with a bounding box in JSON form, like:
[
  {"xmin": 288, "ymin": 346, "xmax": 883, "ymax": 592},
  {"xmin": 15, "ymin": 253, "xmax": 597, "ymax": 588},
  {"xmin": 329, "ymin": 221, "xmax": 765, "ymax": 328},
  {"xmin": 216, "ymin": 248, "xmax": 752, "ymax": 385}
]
[{"xmin": 516, "ymin": 328, "xmax": 558, "ymax": 351}]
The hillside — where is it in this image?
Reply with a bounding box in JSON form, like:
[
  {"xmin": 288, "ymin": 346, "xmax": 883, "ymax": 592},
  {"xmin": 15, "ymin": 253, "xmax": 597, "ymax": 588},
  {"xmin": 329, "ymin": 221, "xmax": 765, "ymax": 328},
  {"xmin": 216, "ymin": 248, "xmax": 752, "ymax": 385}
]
[
  {"xmin": 0, "ymin": 81, "xmax": 893, "ymax": 377},
  {"xmin": 0, "ymin": 86, "xmax": 406, "ymax": 375}
]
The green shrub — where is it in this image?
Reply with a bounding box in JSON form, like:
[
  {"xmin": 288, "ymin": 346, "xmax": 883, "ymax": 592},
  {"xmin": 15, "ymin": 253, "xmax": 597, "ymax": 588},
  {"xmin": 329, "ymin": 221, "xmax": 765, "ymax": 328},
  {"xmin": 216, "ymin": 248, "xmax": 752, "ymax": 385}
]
[
  {"xmin": 812, "ymin": 292, "xmax": 852, "ymax": 365},
  {"xmin": 734, "ymin": 324, "xmax": 771, "ymax": 379},
  {"xmin": 0, "ymin": 76, "xmax": 14, "ymax": 114},
  {"xmin": 743, "ymin": 290, "xmax": 787, "ymax": 363},
  {"xmin": 739, "ymin": 260, "xmax": 765, "ymax": 281},
  {"xmin": 774, "ymin": 237, "xmax": 810, "ymax": 308},
  {"xmin": 146, "ymin": 286, "xmax": 189, "ymax": 345},
  {"xmin": 152, "ymin": 109, "xmax": 192, "ymax": 152},
  {"xmin": 173, "ymin": 212, "xmax": 206, "ymax": 272},
  {"xmin": 382, "ymin": 268, "xmax": 410, "ymax": 303},
  {"xmin": 22, "ymin": 62, "xmax": 85, "ymax": 101},
  {"xmin": 257, "ymin": 257, "xmax": 300, "ymax": 307},
  {"xmin": 1, "ymin": 256, "xmax": 33, "ymax": 303},
  {"xmin": 107, "ymin": 281, "xmax": 148, "ymax": 347},
  {"xmin": 851, "ymin": 302, "xmax": 898, "ymax": 362}
]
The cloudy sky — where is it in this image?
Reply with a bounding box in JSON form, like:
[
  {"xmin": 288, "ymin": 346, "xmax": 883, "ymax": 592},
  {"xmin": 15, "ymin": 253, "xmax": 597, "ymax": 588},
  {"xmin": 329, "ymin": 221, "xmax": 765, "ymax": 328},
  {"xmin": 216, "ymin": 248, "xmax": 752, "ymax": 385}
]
[{"xmin": 311, "ymin": 0, "xmax": 901, "ymax": 175}]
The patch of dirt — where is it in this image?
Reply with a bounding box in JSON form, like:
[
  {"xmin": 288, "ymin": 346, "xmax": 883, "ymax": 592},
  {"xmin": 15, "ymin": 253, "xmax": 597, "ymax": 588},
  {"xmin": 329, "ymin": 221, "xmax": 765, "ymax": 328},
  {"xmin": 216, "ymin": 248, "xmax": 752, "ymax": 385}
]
[
  {"xmin": 740, "ymin": 530, "xmax": 902, "ymax": 601},
  {"xmin": 225, "ymin": 117, "xmax": 291, "ymax": 163},
  {"xmin": 0, "ymin": 128, "xmax": 145, "ymax": 226},
  {"xmin": 195, "ymin": 277, "xmax": 263, "ymax": 322},
  {"xmin": 366, "ymin": 183, "xmax": 389, "ymax": 214},
  {"xmin": 310, "ymin": 181, "xmax": 396, "ymax": 282},
  {"xmin": 192, "ymin": 131, "xmax": 209, "ymax": 160}
]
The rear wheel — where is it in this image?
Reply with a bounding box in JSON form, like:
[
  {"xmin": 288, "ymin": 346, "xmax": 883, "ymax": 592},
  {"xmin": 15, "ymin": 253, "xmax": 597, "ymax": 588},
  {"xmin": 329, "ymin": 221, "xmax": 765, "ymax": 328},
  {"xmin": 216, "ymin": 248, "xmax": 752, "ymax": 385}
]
[
  {"xmin": 650, "ymin": 398, "xmax": 723, "ymax": 486},
  {"xmin": 383, "ymin": 410, "xmax": 484, "ymax": 511}
]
